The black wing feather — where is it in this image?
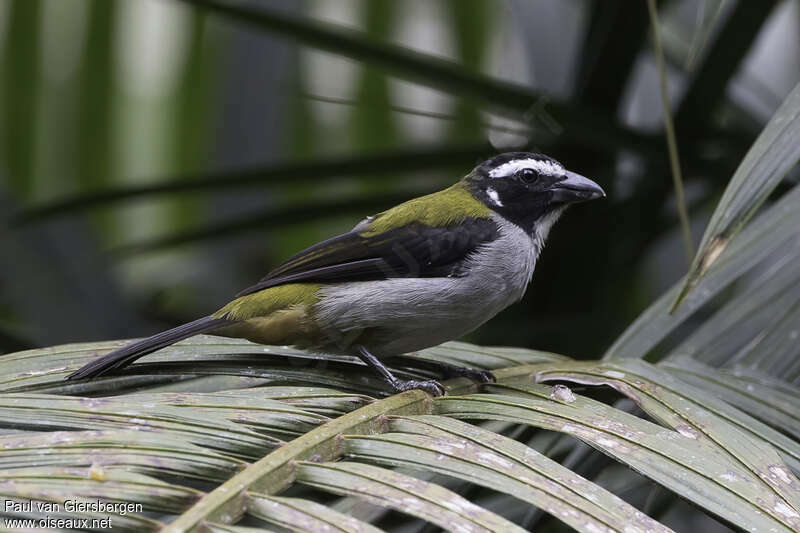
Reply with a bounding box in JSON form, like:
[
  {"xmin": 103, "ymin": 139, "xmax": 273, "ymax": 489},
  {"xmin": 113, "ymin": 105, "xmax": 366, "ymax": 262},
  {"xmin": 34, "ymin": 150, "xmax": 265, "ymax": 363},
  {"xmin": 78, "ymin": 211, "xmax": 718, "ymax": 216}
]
[
  {"xmin": 67, "ymin": 316, "xmax": 229, "ymax": 380},
  {"xmin": 236, "ymin": 219, "xmax": 499, "ymax": 297}
]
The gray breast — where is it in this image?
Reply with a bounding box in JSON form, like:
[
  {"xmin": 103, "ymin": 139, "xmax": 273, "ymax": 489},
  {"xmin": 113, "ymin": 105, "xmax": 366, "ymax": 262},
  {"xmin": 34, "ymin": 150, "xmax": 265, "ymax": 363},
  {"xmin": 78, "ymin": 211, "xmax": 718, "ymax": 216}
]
[{"xmin": 313, "ymin": 216, "xmax": 542, "ymax": 356}]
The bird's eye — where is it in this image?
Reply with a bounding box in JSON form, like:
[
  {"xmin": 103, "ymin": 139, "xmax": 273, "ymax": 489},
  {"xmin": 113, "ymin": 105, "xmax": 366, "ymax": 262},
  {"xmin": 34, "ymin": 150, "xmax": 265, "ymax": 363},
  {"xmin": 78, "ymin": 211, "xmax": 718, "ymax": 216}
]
[{"xmin": 516, "ymin": 168, "xmax": 538, "ymax": 184}]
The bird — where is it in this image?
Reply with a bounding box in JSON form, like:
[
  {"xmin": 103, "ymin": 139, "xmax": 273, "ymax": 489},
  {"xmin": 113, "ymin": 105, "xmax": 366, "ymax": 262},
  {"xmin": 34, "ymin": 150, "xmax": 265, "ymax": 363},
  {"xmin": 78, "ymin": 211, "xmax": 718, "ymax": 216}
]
[{"xmin": 68, "ymin": 152, "xmax": 605, "ymax": 395}]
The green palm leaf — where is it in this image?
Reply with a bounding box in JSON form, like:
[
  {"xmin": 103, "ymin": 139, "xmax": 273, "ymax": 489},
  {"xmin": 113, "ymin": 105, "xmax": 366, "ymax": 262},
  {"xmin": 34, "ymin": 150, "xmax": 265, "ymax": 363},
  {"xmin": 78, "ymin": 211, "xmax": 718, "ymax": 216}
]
[
  {"xmin": 675, "ymin": 80, "xmax": 800, "ymax": 309},
  {"xmin": 1, "ymin": 334, "xmax": 797, "ymax": 531}
]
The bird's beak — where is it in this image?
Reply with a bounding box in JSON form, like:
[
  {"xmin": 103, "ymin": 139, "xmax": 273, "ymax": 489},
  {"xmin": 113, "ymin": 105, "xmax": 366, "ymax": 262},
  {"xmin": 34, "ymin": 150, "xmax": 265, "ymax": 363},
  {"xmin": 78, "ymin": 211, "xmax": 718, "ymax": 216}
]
[{"xmin": 551, "ymin": 170, "xmax": 606, "ymax": 204}]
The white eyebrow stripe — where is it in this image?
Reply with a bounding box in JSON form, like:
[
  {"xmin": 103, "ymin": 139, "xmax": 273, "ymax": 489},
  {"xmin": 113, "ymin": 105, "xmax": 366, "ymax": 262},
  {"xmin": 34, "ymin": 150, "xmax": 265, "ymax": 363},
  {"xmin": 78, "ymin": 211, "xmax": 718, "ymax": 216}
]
[{"xmin": 488, "ymin": 158, "xmax": 564, "ymax": 178}]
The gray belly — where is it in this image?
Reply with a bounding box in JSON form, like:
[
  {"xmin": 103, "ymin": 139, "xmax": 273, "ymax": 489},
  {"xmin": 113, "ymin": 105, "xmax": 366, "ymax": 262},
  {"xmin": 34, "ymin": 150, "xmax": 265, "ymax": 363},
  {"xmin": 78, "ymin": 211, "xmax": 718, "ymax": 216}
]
[
  {"xmin": 313, "ymin": 278, "xmax": 502, "ymax": 355},
  {"xmin": 312, "ymin": 217, "xmax": 539, "ymax": 356}
]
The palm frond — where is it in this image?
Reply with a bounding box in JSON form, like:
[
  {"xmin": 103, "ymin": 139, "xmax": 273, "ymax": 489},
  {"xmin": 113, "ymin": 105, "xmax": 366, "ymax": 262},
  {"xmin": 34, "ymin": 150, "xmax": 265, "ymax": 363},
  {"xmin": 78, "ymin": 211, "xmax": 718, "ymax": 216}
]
[
  {"xmin": 607, "ymin": 181, "xmax": 800, "ymax": 362},
  {"xmin": 676, "ymin": 80, "xmax": 800, "ymax": 308},
  {"xmin": 1, "ymin": 335, "xmax": 797, "ymax": 531}
]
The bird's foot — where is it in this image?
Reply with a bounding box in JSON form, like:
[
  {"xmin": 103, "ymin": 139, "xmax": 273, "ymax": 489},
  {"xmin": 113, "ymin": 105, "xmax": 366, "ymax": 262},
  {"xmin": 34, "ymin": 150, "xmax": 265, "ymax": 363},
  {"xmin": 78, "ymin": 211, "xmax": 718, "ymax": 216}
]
[
  {"xmin": 354, "ymin": 345, "xmax": 448, "ymax": 396},
  {"xmin": 437, "ymin": 364, "xmax": 496, "ymax": 384},
  {"xmin": 391, "ymin": 378, "xmax": 446, "ymax": 397}
]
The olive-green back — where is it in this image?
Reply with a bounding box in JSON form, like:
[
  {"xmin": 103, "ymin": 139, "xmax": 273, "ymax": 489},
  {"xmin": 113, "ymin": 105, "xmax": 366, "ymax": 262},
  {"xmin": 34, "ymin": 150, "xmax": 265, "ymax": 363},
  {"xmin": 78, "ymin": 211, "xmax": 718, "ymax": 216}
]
[{"xmin": 360, "ymin": 181, "xmax": 490, "ymax": 237}]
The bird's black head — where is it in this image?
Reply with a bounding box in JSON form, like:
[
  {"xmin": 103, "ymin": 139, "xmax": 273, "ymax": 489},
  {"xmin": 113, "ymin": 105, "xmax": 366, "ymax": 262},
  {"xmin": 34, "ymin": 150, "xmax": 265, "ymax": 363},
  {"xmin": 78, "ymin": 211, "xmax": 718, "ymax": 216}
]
[{"xmin": 466, "ymin": 152, "xmax": 605, "ymax": 234}]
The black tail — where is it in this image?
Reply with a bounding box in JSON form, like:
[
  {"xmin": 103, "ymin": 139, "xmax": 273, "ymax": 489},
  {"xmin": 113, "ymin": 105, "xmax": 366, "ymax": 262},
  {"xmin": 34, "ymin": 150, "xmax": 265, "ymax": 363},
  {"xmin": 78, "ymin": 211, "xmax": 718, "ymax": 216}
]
[{"xmin": 67, "ymin": 316, "xmax": 229, "ymax": 380}]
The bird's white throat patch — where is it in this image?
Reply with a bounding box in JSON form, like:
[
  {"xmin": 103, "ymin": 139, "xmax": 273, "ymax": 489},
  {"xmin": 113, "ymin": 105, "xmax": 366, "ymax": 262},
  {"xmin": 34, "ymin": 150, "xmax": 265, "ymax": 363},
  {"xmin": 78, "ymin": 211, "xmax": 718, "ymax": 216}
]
[
  {"xmin": 489, "ymin": 158, "xmax": 564, "ymax": 179},
  {"xmin": 532, "ymin": 208, "xmax": 565, "ymax": 252}
]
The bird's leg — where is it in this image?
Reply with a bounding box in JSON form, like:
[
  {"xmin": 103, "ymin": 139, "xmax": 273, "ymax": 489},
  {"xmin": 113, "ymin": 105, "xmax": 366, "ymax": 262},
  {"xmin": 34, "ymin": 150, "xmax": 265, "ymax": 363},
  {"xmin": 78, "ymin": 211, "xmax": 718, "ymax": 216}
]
[
  {"xmin": 355, "ymin": 345, "xmax": 446, "ymax": 396},
  {"xmin": 390, "ymin": 356, "xmax": 496, "ymax": 384}
]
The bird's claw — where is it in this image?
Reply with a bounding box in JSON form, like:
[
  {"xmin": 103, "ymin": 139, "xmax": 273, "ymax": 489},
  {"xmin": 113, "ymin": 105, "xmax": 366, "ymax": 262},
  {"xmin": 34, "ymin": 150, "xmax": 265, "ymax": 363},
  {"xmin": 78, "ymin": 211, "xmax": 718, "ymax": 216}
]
[{"xmin": 392, "ymin": 378, "xmax": 446, "ymax": 397}]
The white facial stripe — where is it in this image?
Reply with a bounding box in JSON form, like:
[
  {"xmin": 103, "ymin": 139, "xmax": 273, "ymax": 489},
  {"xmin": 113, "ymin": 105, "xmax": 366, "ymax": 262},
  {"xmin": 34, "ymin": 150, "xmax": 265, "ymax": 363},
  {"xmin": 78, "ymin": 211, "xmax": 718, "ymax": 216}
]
[
  {"xmin": 488, "ymin": 158, "xmax": 564, "ymax": 179},
  {"xmin": 486, "ymin": 187, "xmax": 503, "ymax": 207}
]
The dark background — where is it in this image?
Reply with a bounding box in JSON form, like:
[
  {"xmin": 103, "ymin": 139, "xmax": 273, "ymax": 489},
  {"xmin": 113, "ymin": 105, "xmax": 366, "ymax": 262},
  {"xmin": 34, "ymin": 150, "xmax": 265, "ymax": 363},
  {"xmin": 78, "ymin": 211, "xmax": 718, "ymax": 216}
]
[{"xmin": 1, "ymin": 0, "xmax": 798, "ymax": 358}]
